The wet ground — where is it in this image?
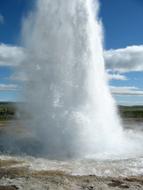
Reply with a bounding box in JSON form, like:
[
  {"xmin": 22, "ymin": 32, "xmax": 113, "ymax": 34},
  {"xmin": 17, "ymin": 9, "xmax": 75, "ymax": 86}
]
[
  {"xmin": 0, "ymin": 119, "xmax": 143, "ymax": 189},
  {"xmin": 0, "ymin": 160, "xmax": 143, "ymax": 190}
]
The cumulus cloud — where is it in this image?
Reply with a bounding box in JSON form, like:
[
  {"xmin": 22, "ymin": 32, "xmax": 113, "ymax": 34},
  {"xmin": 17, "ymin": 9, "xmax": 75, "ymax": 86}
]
[
  {"xmin": 0, "ymin": 44, "xmax": 25, "ymax": 66},
  {"xmin": 0, "ymin": 43, "xmax": 143, "ymax": 92},
  {"xmin": 105, "ymin": 45, "xmax": 143, "ymax": 73},
  {"xmin": 0, "ymin": 14, "xmax": 4, "ymax": 24},
  {"xmin": 110, "ymin": 86, "xmax": 143, "ymax": 96},
  {"xmin": 1, "ymin": 43, "xmax": 143, "ymax": 73},
  {"xmin": 10, "ymin": 72, "xmax": 27, "ymax": 82},
  {"xmin": 107, "ymin": 73, "xmax": 127, "ymax": 81},
  {"xmin": 0, "ymin": 84, "xmax": 18, "ymax": 91}
]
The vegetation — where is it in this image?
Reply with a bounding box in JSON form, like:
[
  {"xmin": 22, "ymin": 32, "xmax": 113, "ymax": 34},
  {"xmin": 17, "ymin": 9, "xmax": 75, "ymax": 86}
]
[
  {"xmin": 0, "ymin": 102, "xmax": 143, "ymax": 121},
  {"xmin": 0, "ymin": 102, "xmax": 16, "ymax": 121},
  {"xmin": 119, "ymin": 105, "xmax": 143, "ymax": 119}
]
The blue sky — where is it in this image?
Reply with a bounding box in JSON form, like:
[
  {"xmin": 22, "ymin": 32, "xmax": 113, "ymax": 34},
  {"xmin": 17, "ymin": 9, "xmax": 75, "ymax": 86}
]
[
  {"xmin": 100, "ymin": 0, "xmax": 143, "ymax": 105},
  {"xmin": 100, "ymin": 0, "xmax": 143, "ymax": 49},
  {"xmin": 0, "ymin": 0, "xmax": 33, "ymax": 45},
  {"xmin": 0, "ymin": 0, "xmax": 143, "ymax": 105}
]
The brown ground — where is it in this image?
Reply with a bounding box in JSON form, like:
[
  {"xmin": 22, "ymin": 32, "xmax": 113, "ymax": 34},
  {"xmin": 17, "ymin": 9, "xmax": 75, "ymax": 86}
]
[
  {"xmin": 0, "ymin": 120, "xmax": 143, "ymax": 189},
  {"xmin": 0, "ymin": 159, "xmax": 142, "ymax": 190}
]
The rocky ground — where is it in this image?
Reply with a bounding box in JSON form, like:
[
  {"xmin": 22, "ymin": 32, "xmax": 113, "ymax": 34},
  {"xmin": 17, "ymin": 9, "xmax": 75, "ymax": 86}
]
[
  {"xmin": 0, "ymin": 119, "xmax": 143, "ymax": 189},
  {"xmin": 0, "ymin": 159, "xmax": 142, "ymax": 190}
]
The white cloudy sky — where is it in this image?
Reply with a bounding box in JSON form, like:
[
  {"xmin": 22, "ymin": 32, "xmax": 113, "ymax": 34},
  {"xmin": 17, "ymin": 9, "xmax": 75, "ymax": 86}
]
[
  {"xmin": 0, "ymin": 43, "xmax": 143, "ymax": 105},
  {"xmin": 0, "ymin": 0, "xmax": 143, "ymax": 105}
]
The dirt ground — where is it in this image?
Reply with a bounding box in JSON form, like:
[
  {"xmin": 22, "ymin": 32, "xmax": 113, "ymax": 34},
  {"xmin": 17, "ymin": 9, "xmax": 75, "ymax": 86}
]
[
  {"xmin": 0, "ymin": 120, "xmax": 143, "ymax": 189},
  {"xmin": 0, "ymin": 161, "xmax": 142, "ymax": 190}
]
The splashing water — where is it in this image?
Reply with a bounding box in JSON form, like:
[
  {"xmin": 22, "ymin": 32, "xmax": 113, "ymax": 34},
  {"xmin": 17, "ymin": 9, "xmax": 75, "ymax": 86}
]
[{"xmin": 20, "ymin": 0, "xmax": 142, "ymax": 159}]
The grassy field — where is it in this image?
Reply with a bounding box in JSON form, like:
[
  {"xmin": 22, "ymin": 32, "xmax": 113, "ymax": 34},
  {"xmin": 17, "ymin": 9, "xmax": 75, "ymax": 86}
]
[
  {"xmin": 119, "ymin": 105, "xmax": 143, "ymax": 119},
  {"xmin": 0, "ymin": 102, "xmax": 16, "ymax": 121},
  {"xmin": 0, "ymin": 102, "xmax": 143, "ymax": 121}
]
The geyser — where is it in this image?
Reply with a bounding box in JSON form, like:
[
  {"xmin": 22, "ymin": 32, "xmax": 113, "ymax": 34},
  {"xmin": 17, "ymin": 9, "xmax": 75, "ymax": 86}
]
[{"xmin": 21, "ymin": 0, "xmax": 124, "ymax": 158}]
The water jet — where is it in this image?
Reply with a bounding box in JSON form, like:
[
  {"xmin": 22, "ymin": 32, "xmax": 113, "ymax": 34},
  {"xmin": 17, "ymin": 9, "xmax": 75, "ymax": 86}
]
[{"xmin": 19, "ymin": 0, "xmax": 143, "ymax": 160}]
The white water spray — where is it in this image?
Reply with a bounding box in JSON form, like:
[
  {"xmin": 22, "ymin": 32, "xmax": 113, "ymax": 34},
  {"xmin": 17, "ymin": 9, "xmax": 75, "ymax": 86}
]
[{"xmin": 21, "ymin": 0, "xmax": 125, "ymax": 158}]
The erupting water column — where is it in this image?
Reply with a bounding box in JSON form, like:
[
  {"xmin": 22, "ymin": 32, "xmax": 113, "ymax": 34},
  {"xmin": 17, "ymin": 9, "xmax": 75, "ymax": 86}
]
[{"xmin": 22, "ymin": 0, "xmax": 124, "ymax": 158}]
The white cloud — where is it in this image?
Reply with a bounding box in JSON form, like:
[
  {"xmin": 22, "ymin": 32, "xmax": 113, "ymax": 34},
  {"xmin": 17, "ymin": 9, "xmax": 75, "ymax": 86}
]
[
  {"xmin": 0, "ymin": 43, "xmax": 143, "ymax": 74},
  {"xmin": 107, "ymin": 73, "xmax": 127, "ymax": 81},
  {"xmin": 0, "ymin": 14, "xmax": 4, "ymax": 24},
  {"xmin": 0, "ymin": 43, "xmax": 143, "ymax": 87},
  {"xmin": 105, "ymin": 45, "xmax": 143, "ymax": 73},
  {"xmin": 110, "ymin": 86, "xmax": 143, "ymax": 96},
  {"xmin": 0, "ymin": 44, "xmax": 25, "ymax": 66},
  {"xmin": 10, "ymin": 72, "xmax": 27, "ymax": 82},
  {"xmin": 0, "ymin": 84, "xmax": 18, "ymax": 91}
]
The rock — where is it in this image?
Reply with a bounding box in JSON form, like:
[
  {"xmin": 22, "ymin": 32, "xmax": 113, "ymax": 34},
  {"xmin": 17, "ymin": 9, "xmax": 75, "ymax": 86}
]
[{"xmin": 0, "ymin": 185, "xmax": 18, "ymax": 190}]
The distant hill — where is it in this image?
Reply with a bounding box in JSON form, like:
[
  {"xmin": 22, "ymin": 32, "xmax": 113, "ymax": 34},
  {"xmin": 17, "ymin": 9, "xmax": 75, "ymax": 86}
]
[
  {"xmin": 0, "ymin": 102, "xmax": 143, "ymax": 120},
  {"xmin": 119, "ymin": 105, "xmax": 143, "ymax": 119},
  {"xmin": 0, "ymin": 102, "xmax": 17, "ymax": 120}
]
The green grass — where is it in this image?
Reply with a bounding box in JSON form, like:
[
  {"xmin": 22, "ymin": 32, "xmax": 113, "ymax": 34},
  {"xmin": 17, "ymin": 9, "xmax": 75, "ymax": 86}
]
[
  {"xmin": 0, "ymin": 102, "xmax": 16, "ymax": 121},
  {"xmin": 0, "ymin": 102, "xmax": 143, "ymax": 121},
  {"xmin": 119, "ymin": 106, "xmax": 143, "ymax": 118}
]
